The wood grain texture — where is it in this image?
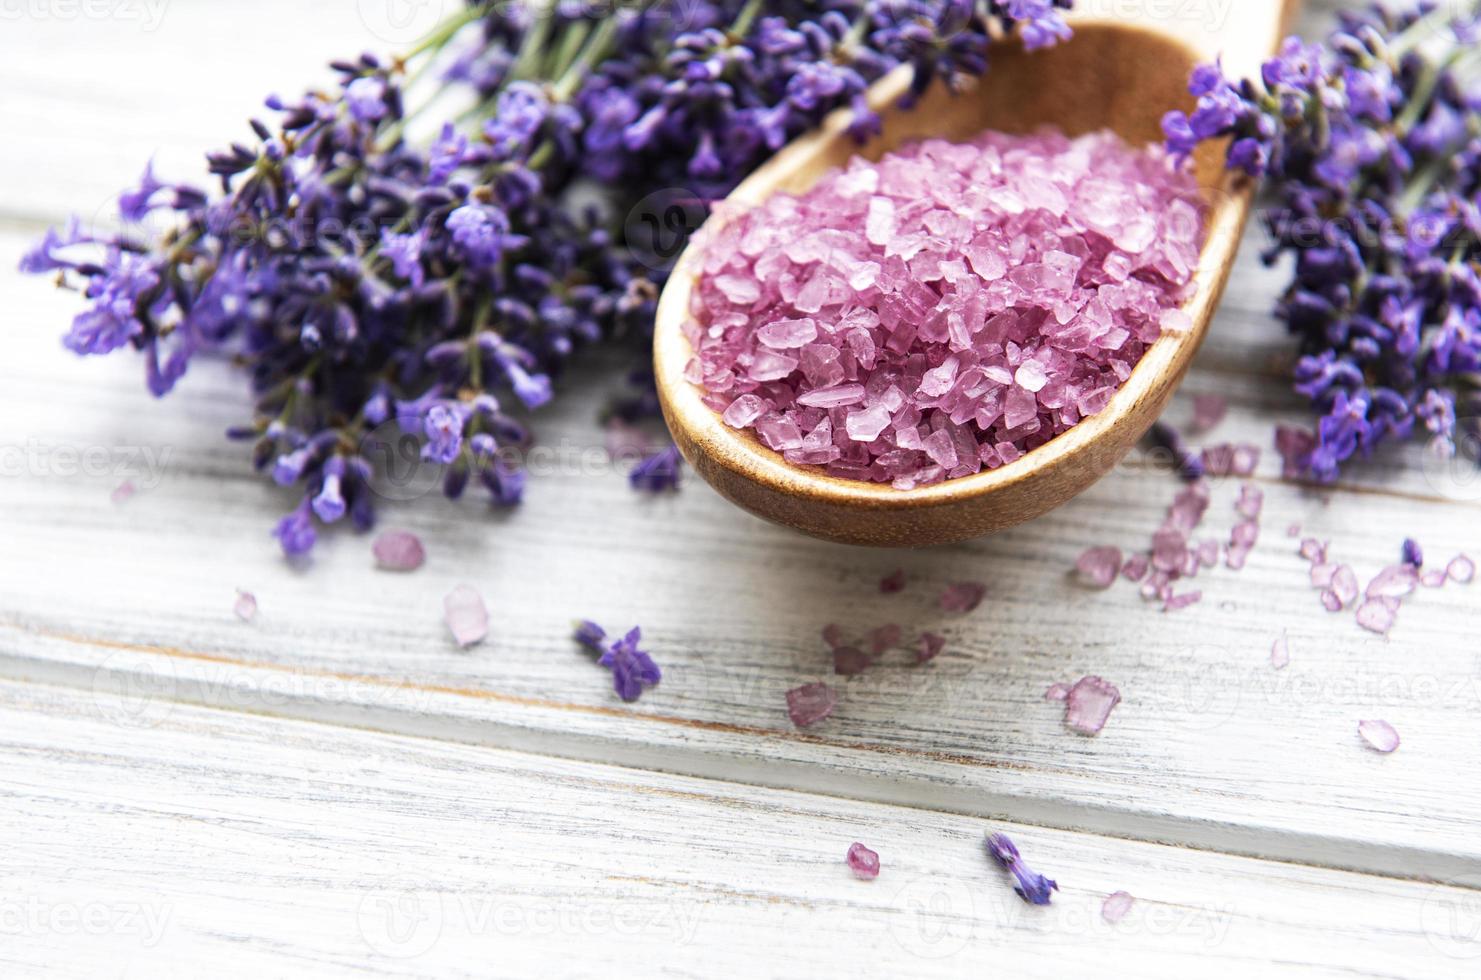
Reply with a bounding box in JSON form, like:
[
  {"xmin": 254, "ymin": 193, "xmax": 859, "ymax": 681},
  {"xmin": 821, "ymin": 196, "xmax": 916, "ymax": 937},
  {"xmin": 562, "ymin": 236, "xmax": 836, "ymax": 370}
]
[
  {"xmin": 3, "ymin": 676, "xmax": 1476, "ymax": 979},
  {"xmin": 2, "ymin": 0, "xmax": 1479, "ymax": 975}
]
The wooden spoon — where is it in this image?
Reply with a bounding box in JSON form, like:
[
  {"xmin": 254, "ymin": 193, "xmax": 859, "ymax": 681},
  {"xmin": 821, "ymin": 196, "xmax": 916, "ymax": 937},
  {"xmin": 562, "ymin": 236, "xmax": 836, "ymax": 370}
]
[{"xmin": 653, "ymin": 1, "xmax": 1295, "ymax": 547}]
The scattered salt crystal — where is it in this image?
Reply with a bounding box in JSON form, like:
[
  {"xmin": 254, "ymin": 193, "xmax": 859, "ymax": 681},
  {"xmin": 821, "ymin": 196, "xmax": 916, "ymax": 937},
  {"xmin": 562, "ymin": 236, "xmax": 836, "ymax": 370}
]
[
  {"xmin": 940, "ymin": 581, "xmax": 987, "ymax": 613},
  {"xmin": 1044, "ymin": 683, "xmax": 1070, "ymax": 702},
  {"xmin": 847, "ymin": 842, "xmax": 881, "ymax": 880},
  {"xmin": 110, "ymin": 480, "xmax": 137, "ymax": 505},
  {"xmin": 1355, "ymin": 598, "xmax": 1397, "ymax": 635},
  {"xmin": 1448, "ymin": 554, "xmax": 1475, "ymax": 584},
  {"xmin": 880, "ymin": 569, "xmax": 907, "ymax": 594},
  {"xmin": 1320, "ymin": 589, "xmax": 1343, "ymax": 612},
  {"xmin": 1064, "ymin": 675, "xmax": 1121, "ymax": 735},
  {"xmin": 1121, "ymin": 554, "xmax": 1150, "ymax": 582},
  {"xmin": 1076, "ymin": 546, "xmax": 1122, "ymax": 589},
  {"xmin": 373, "ymin": 530, "xmax": 426, "ymax": 572},
  {"xmin": 1421, "ymin": 568, "xmax": 1448, "ymax": 588},
  {"xmin": 786, "ymin": 682, "xmax": 838, "ymax": 727},
  {"xmin": 797, "ymin": 383, "xmax": 865, "ymax": 409},
  {"xmin": 1332, "ymin": 565, "xmax": 1358, "ymax": 606},
  {"xmin": 234, "ymin": 589, "xmax": 258, "ymax": 622},
  {"xmin": 1299, "ymin": 538, "xmax": 1327, "ymax": 563},
  {"xmin": 443, "ymin": 585, "xmax": 489, "ymax": 647},
  {"xmin": 1190, "ymin": 394, "xmax": 1227, "ymax": 433},
  {"xmin": 723, "ymin": 394, "xmax": 767, "ymax": 428},
  {"xmin": 1163, "ymin": 590, "xmax": 1202, "ymax": 612},
  {"xmin": 686, "ymin": 130, "xmax": 1204, "ymax": 487},
  {"xmin": 1358, "ymin": 719, "xmax": 1400, "ymax": 754},
  {"xmin": 1270, "ymin": 632, "xmax": 1290, "ymax": 670},
  {"xmin": 916, "ymin": 632, "xmax": 945, "ymax": 664},
  {"xmin": 866, "ymin": 624, "xmax": 903, "ymax": 655},
  {"xmin": 1230, "ymin": 444, "xmax": 1260, "ymax": 476},
  {"xmin": 1366, "ymin": 564, "xmax": 1418, "ymax": 600},
  {"xmin": 822, "ymin": 624, "xmax": 846, "ymax": 648},
  {"xmin": 834, "ymin": 646, "xmax": 871, "ymax": 676},
  {"xmin": 1102, "ymin": 891, "xmax": 1135, "ymax": 924}
]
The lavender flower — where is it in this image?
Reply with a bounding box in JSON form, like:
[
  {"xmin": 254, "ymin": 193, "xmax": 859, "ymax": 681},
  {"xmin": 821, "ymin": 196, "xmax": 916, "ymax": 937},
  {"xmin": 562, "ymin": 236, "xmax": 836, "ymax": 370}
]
[
  {"xmin": 986, "ymin": 832, "xmax": 1058, "ymax": 905},
  {"xmin": 1163, "ymin": 2, "xmax": 1481, "ymax": 480},
  {"xmin": 575, "ymin": 619, "xmax": 661, "ymax": 701},
  {"xmin": 24, "ymin": 0, "xmax": 1076, "ymax": 557}
]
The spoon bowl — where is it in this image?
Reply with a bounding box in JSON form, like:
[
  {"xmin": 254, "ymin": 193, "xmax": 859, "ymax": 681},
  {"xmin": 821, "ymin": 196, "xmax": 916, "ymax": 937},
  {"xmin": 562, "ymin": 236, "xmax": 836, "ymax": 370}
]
[{"xmin": 654, "ymin": 5, "xmax": 1292, "ymax": 547}]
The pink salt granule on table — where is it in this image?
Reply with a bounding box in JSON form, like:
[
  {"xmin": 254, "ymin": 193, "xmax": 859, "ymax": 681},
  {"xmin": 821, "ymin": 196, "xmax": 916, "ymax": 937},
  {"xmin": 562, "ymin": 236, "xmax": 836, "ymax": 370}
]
[{"xmin": 686, "ymin": 129, "xmax": 1205, "ymax": 489}]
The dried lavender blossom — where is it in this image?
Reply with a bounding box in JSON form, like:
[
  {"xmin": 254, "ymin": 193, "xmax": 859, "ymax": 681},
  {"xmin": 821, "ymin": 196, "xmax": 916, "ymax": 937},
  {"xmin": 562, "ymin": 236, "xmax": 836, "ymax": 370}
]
[
  {"xmin": 576, "ymin": 620, "xmax": 661, "ymax": 701},
  {"xmin": 986, "ymin": 832, "xmax": 1058, "ymax": 906},
  {"xmin": 1165, "ymin": 3, "xmax": 1481, "ymax": 480},
  {"xmin": 25, "ymin": 0, "xmax": 1078, "ymax": 557}
]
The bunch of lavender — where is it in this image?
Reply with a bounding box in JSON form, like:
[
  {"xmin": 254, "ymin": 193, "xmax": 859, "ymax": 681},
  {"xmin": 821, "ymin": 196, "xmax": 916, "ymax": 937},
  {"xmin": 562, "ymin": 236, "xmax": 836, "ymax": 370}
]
[
  {"xmin": 22, "ymin": 0, "xmax": 1074, "ymax": 557},
  {"xmin": 1162, "ymin": 1, "xmax": 1481, "ymax": 481}
]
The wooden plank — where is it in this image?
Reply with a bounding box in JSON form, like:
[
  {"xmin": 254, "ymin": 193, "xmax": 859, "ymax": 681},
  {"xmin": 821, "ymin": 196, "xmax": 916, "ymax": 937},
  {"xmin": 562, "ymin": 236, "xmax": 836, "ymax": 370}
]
[
  {"xmin": 1, "ymin": 676, "xmax": 1475, "ymax": 979},
  {"xmin": 2, "ymin": 0, "xmax": 1476, "ymax": 894},
  {"xmin": 5, "ymin": 225, "xmax": 1480, "ymax": 883}
]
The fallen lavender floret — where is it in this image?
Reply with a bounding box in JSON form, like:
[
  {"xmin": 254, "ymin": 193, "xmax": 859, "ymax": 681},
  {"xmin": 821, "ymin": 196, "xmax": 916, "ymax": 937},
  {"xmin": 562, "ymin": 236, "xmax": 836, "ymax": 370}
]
[
  {"xmin": 986, "ymin": 832, "xmax": 1058, "ymax": 906},
  {"xmin": 629, "ymin": 445, "xmax": 683, "ymax": 493},
  {"xmin": 574, "ymin": 620, "xmax": 661, "ymax": 702},
  {"xmin": 1165, "ymin": 3, "xmax": 1481, "ymax": 481}
]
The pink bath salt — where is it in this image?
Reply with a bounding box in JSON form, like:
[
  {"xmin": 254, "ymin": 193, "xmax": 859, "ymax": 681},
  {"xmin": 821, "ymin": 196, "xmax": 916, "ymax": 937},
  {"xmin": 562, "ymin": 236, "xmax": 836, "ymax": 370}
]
[
  {"xmin": 916, "ymin": 631, "xmax": 946, "ymax": 664},
  {"xmin": 1065, "ymin": 675, "xmax": 1121, "ymax": 735},
  {"xmin": 846, "ymin": 842, "xmax": 881, "ymax": 880},
  {"xmin": 1076, "ymin": 546, "xmax": 1123, "ymax": 589},
  {"xmin": 1121, "ymin": 554, "xmax": 1151, "ymax": 582},
  {"xmin": 1230, "ymin": 444, "xmax": 1260, "ymax": 476},
  {"xmin": 373, "ymin": 530, "xmax": 426, "ymax": 572},
  {"xmin": 1449, "ymin": 554, "xmax": 1476, "ymax": 583},
  {"xmin": 1320, "ymin": 589, "xmax": 1343, "ymax": 612},
  {"xmin": 1358, "ymin": 719, "xmax": 1400, "ymax": 754},
  {"xmin": 1421, "ymin": 568, "xmax": 1448, "ymax": 588},
  {"xmin": 443, "ymin": 585, "xmax": 489, "ymax": 648},
  {"xmin": 234, "ymin": 589, "xmax": 258, "ymax": 622},
  {"xmin": 685, "ymin": 130, "xmax": 1204, "ymax": 488},
  {"xmin": 1235, "ymin": 484, "xmax": 1264, "ymax": 519},
  {"xmin": 1310, "ymin": 562, "xmax": 1337, "ymax": 588},
  {"xmin": 940, "ymin": 581, "xmax": 987, "ymax": 613},
  {"xmin": 1331, "ymin": 565, "xmax": 1359, "ymax": 607},
  {"xmin": 880, "ymin": 568, "xmax": 907, "ymax": 594},
  {"xmin": 866, "ymin": 623, "xmax": 903, "ymax": 655},
  {"xmin": 1102, "ymin": 891, "xmax": 1135, "ymax": 924},
  {"xmin": 833, "ymin": 646, "xmax": 871, "ymax": 676},
  {"xmin": 787, "ymin": 682, "xmax": 838, "ymax": 728},
  {"xmin": 1044, "ymin": 682, "xmax": 1070, "ymax": 702},
  {"xmin": 1355, "ymin": 598, "xmax": 1397, "ymax": 635},
  {"xmin": 1190, "ymin": 394, "xmax": 1227, "ymax": 433},
  {"xmin": 1163, "ymin": 590, "xmax": 1202, "ymax": 612},
  {"xmin": 110, "ymin": 480, "xmax": 137, "ymax": 505},
  {"xmin": 1366, "ymin": 564, "xmax": 1417, "ymax": 600},
  {"xmin": 1270, "ymin": 632, "xmax": 1290, "ymax": 670},
  {"xmin": 1299, "ymin": 537, "xmax": 1327, "ymax": 563},
  {"xmin": 822, "ymin": 623, "xmax": 847, "ymax": 649}
]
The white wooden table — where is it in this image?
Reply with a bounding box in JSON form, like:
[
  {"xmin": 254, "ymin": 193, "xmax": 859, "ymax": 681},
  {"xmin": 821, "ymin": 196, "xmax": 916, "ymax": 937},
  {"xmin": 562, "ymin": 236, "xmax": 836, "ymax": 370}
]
[{"xmin": 3, "ymin": 2, "xmax": 1479, "ymax": 976}]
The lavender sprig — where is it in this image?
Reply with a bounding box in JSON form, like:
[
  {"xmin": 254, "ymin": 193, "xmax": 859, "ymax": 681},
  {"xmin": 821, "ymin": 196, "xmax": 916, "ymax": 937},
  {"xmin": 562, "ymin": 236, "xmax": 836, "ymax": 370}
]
[
  {"xmin": 25, "ymin": 0, "xmax": 1075, "ymax": 556},
  {"xmin": 1162, "ymin": 1, "xmax": 1481, "ymax": 481}
]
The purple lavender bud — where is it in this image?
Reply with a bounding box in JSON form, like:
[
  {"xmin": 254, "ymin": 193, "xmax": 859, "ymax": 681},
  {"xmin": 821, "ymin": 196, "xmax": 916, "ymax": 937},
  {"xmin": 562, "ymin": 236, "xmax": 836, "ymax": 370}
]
[
  {"xmin": 598, "ymin": 627, "xmax": 662, "ymax": 702},
  {"xmin": 422, "ymin": 403, "xmax": 467, "ymax": 464},
  {"xmin": 986, "ymin": 832, "xmax": 1058, "ymax": 906},
  {"xmin": 344, "ymin": 77, "xmax": 388, "ymax": 122},
  {"xmin": 312, "ymin": 457, "xmax": 348, "ymax": 523},
  {"xmin": 273, "ymin": 503, "xmax": 317, "ymax": 558}
]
